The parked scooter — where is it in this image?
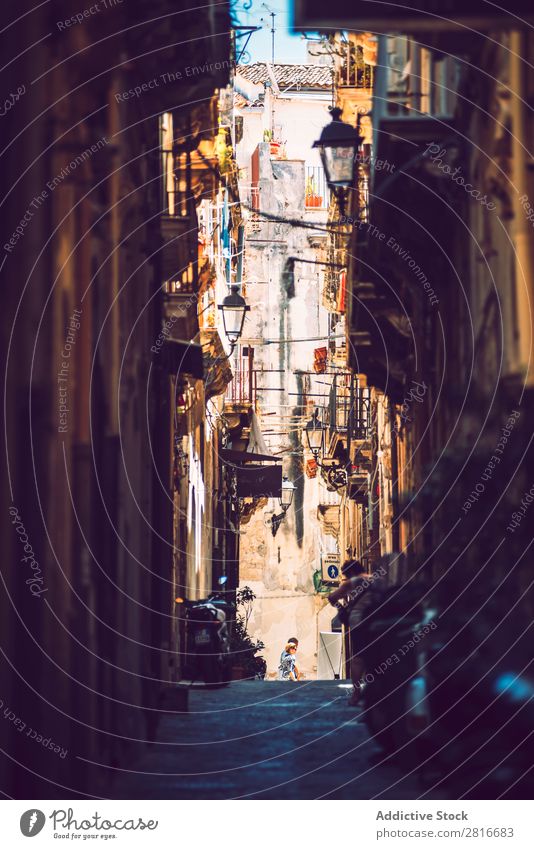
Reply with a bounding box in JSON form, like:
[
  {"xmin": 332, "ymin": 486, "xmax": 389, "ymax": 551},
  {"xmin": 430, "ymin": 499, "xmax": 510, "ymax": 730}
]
[
  {"xmin": 180, "ymin": 591, "xmax": 232, "ymax": 687},
  {"xmin": 414, "ymin": 597, "xmax": 534, "ymax": 797},
  {"xmin": 357, "ymin": 582, "xmax": 428, "ymax": 756},
  {"xmin": 359, "ymin": 579, "xmax": 534, "ymax": 794}
]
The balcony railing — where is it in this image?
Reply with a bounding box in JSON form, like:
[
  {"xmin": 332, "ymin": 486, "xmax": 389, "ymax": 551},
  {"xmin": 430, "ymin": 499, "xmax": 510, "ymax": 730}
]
[
  {"xmin": 159, "ymin": 149, "xmax": 199, "ymax": 294},
  {"xmin": 327, "ymin": 374, "xmax": 371, "ymax": 442},
  {"xmin": 161, "ymin": 149, "xmax": 196, "ymax": 218},
  {"xmin": 339, "ymin": 42, "xmax": 374, "ymax": 89},
  {"xmin": 305, "ymin": 166, "xmax": 329, "ymax": 209},
  {"xmin": 225, "ymin": 346, "xmax": 255, "ymax": 406},
  {"xmin": 358, "ymin": 172, "xmax": 369, "ymax": 223},
  {"xmin": 241, "ymin": 184, "xmax": 260, "ymax": 211}
]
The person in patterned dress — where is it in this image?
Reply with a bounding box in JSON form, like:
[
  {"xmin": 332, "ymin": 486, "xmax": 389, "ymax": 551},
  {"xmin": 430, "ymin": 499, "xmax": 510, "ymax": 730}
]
[{"xmin": 277, "ymin": 642, "xmax": 300, "ymax": 680}]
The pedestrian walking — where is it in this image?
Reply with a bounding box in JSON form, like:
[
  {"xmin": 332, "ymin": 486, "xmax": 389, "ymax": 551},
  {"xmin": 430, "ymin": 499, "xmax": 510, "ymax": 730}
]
[
  {"xmin": 279, "ymin": 637, "xmax": 300, "ymax": 679},
  {"xmin": 279, "ymin": 636, "xmax": 298, "ymax": 666},
  {"xmin": 277, "ymin": 642, "xmax": 300, "ymax": 681},
  {"xmin": 328, "ymin": 559, "xmax": 375, "ymax": 705}
]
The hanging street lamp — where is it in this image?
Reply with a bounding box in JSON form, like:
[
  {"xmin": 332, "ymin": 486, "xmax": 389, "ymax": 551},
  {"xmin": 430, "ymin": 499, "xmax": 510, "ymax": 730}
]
[
  {"xmin": 268, "ymin": 475, "xmax": 295, "ymax": 537},
  {"xmin": 303, "ymin": 408, "xmax": 348, "ymax": 491},
  {"xmin": 279, "ymin": 475, "xmax": 295, "ymax": 514},
  {"xmin": 304, "ymin": 408, "xmax": 326, "ymax": 459},
  {"xmin": 218, "ymin": 285, "xmax": 250, "ymax": 350},
  {"xmin": 313, "ymin": 107, "xmax": 362, "ymax": 216}
]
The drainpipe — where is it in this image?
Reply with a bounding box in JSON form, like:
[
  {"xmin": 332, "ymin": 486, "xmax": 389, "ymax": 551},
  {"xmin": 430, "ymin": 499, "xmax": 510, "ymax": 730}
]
[{"xmin": 509, "ymin": 30, "xmax": 534, "ymax": 384}]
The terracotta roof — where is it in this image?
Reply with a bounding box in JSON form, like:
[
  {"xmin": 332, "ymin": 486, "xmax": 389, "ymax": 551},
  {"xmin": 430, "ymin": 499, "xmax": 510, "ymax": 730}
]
[
  {"xmin": 237, "ymin": 63, "xmax": 333, "ymax": 90},
  {"xmin": 234, "ymin": 93, "xmax": 250, "ymax": 109}
]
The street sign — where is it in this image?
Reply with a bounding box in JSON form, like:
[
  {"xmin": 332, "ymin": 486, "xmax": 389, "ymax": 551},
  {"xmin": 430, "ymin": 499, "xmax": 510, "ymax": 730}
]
[
  {"xmin": 293, "ymin": 0, "xmax": 534, "ymax": 33},
  {"xmin": 322, "ymin": 553, "xmax": 340, "ymax": 583},
  {"xmin": 235, "ymin": 464, "xmax": 282, "ymax": 498}
]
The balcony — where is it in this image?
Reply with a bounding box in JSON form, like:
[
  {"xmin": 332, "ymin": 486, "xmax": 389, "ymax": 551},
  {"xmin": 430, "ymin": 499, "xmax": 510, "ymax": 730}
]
[
  {"xmin": 357, "ymin": 171, "xmax": 369, "ymax": 223},
  {"xmin": 305, "ymin": 166, "xmax": 329, "ymax": 210},
  {"xmin": 160, "ymin": 149, "xmax": 199, "ymax": 294},
  {"xmin": 338, "ymin": 40, "xmax": 374, "ymax": 90},
  {"xmin": 326, "ymin": 374, "xmax": 371, "ymax": 450},
  {"xmin": 241, "ymin": 185, "xmax": 261, "ymax": 236},
  {"xmin": 317, "ymin": 503, "xmax": 341, "ymax": 538},
  {"xmin": 224, "ymin": 345, "xmax": 255, "ymax": 408}
]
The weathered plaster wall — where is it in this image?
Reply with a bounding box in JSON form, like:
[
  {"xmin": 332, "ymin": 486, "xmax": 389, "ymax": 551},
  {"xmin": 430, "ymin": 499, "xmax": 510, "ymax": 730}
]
[{"xmin": 237, "ymin": 134, "xmax": 334, "ymax": 677}]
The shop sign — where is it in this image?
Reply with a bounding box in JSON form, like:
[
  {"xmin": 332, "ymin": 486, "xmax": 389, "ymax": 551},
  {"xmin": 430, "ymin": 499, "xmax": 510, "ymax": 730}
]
[{"xmin": 235, "ymin": 464, "xmax": 282, "ymax": 498}]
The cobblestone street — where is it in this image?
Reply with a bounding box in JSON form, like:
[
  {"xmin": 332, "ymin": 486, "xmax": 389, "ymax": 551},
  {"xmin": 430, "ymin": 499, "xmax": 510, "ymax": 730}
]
[{"xmin": 113, "ymin": 681, "xmax": 436, "ymax": 800}]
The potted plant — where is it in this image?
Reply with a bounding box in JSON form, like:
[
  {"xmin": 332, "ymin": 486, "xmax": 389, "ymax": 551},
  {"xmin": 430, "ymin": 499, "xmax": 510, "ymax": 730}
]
[
  {"xmin": 229, "ymin": 586, "xmax": 266, "ymax": 680},
  {"xmin": 263, "ymin": 129, "xmax": 281, "ymax": 157},
  {"xmin": 305, "ymin": 175, "xmax": 322, "ymax": 208}
]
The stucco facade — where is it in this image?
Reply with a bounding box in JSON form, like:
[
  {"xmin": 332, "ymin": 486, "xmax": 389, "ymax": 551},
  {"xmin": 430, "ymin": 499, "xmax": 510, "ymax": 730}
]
[{"xmin": 235, "ymin": 68, "xmax": 341, "ymax": 678}]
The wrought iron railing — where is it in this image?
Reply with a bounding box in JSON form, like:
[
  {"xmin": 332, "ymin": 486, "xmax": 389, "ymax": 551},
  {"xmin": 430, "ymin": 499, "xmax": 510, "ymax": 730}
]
[
  {"xmin": 357, "ymin": 172, "xmax": 369, "ymax": 223},
  {"xmin": 327, "ymin": 374, "xmax": 371, "ymax": 441},
  {"xmin": 225, "ymin": 346, "xmax": 255, "ymax": 405},
  {"xmin": 339, "ymin": 42, "xmax": 374, "ymax": 89},
  {"xmin": 241, "ymin": 185, "xmax": 261, "ymax": 235},
  {"xmin": 305, "ymin": 165, "xmax": 329, "ymax": 209},
  {"xmin": 160, "ymin": 149, "xmax": 199, "ymax": 295},
  {"xmin": 161, "ymin": 149, "xmax": 196, "ymax": 218}
]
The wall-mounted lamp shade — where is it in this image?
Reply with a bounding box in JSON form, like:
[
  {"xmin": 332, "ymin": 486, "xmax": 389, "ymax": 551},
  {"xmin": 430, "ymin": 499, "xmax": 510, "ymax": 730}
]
[
  {"xmin": 218, "ymin": 286, "xmax": 250, "ymax": 346},
  {"xmin": 313, "ymin": 108, "xmax": 361, "ymax": 189},
  {"xmin": 279, "ymin": 475, "xmax": 296, "ymax": 512},
  {"xmin": 304, "ymin": 409, "xmax": 326, "ymax": 455}
]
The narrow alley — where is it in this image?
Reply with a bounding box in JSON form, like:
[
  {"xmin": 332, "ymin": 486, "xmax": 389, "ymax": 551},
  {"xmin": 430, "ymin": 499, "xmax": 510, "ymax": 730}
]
[
  {"xmin": 3, "ymin": 0, "xmax": 534, "ymax": 822},
  {"xmin": 113, "ymin": 681, "xmax": 429, "ymax": 800}
]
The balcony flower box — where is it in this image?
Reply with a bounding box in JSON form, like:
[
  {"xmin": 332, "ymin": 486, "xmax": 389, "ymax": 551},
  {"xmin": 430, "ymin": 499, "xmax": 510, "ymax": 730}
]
[{"xmin": 305, "ymin": 194, "xmax": 323, "ymax": 208}]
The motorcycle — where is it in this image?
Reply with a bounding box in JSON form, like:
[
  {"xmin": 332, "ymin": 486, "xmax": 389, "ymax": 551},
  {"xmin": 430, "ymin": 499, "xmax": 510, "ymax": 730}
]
[
  {"xmin": 359, "ymin": 579, "xmax": 534, "ymax": 795},
  {"xmin": 358, "ymin": 582, "xmax": 429, "ymax": 756},
  {"xmin": 181, "ymin": 593, "xmax": 232, "ymax": 687},
  {"xmin": 414, "ymin": 596, "xmax": 534, "ymax": 797}
]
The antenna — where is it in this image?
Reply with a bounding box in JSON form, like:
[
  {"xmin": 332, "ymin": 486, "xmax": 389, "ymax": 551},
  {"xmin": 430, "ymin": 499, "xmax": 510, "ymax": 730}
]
[{"xmin": 261, "ymin": 3, "xmax": 276, "ymax": 65}]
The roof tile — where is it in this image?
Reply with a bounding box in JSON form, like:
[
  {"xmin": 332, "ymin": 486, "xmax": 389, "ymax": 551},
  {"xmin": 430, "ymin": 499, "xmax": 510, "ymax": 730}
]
[{"xmin": 237, "ymin": 63, "xmax": 332, "ymax": 90}]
